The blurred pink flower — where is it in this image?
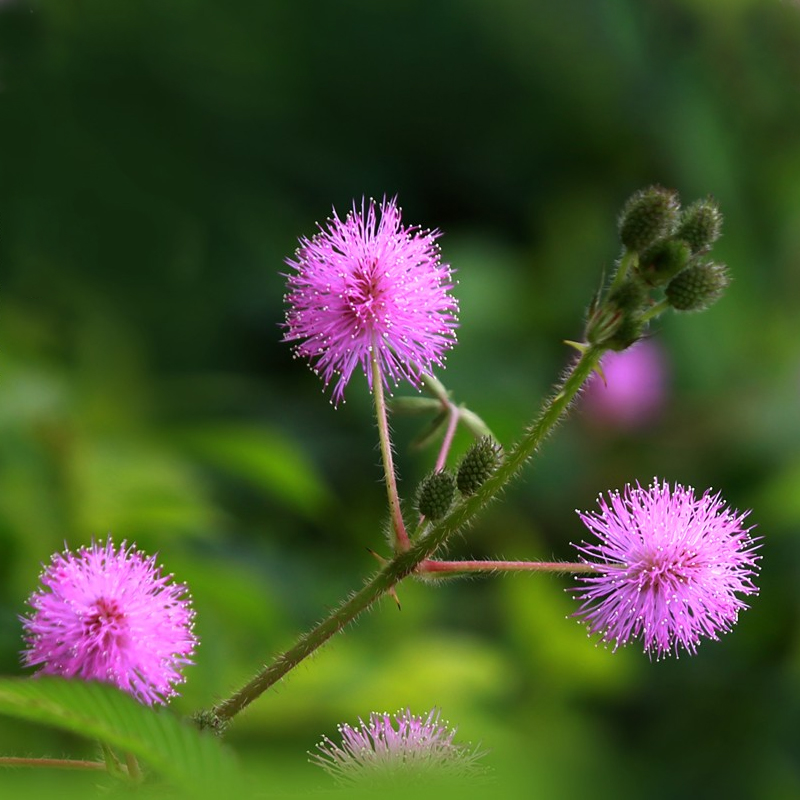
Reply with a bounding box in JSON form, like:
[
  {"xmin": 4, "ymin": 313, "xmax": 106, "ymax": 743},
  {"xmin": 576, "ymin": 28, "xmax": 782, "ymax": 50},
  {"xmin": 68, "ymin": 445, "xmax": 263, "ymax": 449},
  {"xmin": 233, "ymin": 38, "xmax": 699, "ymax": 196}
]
[
  {"xmin": 22, "ymin": 538, "xmax": 197, "ymax": 705},
  {"xmin": 582, "ymin": 340, "xmax": 668, "ymax": 429},
  {"xmin": 311, "ymin": 707, "xmax": 486, "ymax": 785}
]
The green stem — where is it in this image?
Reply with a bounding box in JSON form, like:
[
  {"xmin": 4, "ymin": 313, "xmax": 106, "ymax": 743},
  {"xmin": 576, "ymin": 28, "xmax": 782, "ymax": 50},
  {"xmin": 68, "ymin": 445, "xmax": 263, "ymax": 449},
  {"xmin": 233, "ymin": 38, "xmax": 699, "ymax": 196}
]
[
  {"xmin": 371, "ymin": 351, "xmax": 409, "ymax": 551},
  {"xmin": 0, "ymin": 757, "xmax": 107, "ymax": 771},
  {"xmin": 209, "ymin": 344, "xmax": 604, "ymax": 725},
  {"xmin": 125, "ymin": 752, "xmax": 143, "ymax": 783},
  {"xmin": 640, "ymin": 298, "xmax": 669, "ymax": 324},
  {"xmin": 609, "ymin": 249, "xmax": 638, "ymax": 292}
]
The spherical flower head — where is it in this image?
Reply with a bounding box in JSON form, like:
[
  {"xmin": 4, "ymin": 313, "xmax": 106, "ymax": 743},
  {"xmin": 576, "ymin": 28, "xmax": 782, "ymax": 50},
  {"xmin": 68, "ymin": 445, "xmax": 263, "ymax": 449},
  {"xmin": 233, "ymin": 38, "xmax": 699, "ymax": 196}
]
[
  {"xmin": 582, "ymin": 340, "xmax": 668, "ymax": 430},
  {"xmin": 21, "ymin": 538, "xmax": 197, "ymax": 705},
  {"xmin": 311, "ymin": 707, "xmax": 486, "ymax": 786},
  {"xmin": 571, "ymin": 480, "xmax": 760, "ymax": 659},
  {"xmin": 283, "ymin": 197, "xmax": 459, "ymax": 405}
]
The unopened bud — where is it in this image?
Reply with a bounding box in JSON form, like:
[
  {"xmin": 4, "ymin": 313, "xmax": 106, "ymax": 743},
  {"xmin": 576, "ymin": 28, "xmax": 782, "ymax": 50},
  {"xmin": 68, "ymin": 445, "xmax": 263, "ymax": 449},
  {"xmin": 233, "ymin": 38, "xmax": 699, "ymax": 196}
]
[
  {"xmin": 677, "ymin": 197, "xmax": 723, "ymax": 253},
  {"xmin": 638, "ymin": 239, "xmax": 691, "ymax": 287},
  {"xmin": 665, "ymin": 261, "xmax": 730, "ymax": 312},
  {"xmin": 416, "ymin": 471, "xmax": 456, "ymax": 520},
  {"xmin": 607, "ymin": 277, "xmax": 648, "ymax": 312},
  {"xmin": 618, "ymin": 186, "xmax": 680, "ymax": 253},
  {"xmin": 457, "ymin": 436, "xmax": 503, "ymax": 496},
  {"xmin": 586, "ymin": 279, "xmax": 646, "ymax": 347},
  {"xmin": 604, "ymin": 314, "xmax": 646, "ymax": 352}
]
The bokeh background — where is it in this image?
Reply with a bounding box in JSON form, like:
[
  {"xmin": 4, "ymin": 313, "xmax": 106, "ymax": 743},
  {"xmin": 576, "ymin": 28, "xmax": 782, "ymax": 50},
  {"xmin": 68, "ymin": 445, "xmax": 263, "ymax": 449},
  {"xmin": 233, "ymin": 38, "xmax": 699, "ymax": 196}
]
[{"xmin": 1, "ymin": 0, "xmax": 799, "ymax": 796}]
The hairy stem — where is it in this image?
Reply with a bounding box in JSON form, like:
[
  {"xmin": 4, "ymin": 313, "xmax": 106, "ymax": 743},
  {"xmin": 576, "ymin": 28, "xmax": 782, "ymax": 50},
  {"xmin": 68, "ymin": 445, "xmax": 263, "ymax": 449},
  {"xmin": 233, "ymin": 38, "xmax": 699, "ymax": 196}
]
[
  {"xmin": 418, "ymin": 559, "xmax": 600, "ymax": 576},
  {"xmin": 371, "ymin": 351, "xmax": 409, "ymax": 551},
  {"xmin": 210, "ymin": 344, "xmax": 604, "ymax": 724}
]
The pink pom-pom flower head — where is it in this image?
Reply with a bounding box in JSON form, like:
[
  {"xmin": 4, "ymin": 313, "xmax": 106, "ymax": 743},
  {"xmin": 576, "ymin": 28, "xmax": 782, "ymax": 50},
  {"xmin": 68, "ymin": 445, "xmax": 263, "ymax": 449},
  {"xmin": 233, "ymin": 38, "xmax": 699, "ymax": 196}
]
[
  {"xmin": 311, "ymin": 707, "xmax": 486, "ymax": 785},
  {"xmin": 283, "ymin": 197, "xmax": 459, "ymax": 405},
  {"xmin": 571, "ymin": 480, "xmax": 760, "ymax": 659},
  {"xmin": 21, "ymin": 538, "xmax": 197, "ymax": 705}
]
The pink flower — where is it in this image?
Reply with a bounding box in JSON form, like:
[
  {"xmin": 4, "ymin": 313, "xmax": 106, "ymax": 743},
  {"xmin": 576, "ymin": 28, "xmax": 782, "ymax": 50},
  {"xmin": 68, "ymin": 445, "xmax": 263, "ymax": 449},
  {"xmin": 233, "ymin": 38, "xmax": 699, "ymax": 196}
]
[
  {"xmin": 571, "ymin": 480, "xmax": 760, "ymax": 659},
  {"xmin": 582, "ymin": 340, "xmax": 668, "ymax": 429},
  {"xmin": 21, "ymin": 539, "xmax": 197, "ymax": 705},
  {"xmin": 283, "ymin": 197, "xmax": 458, "ymax": 405},
  {"xmin": 311, "ymin": 708, "xmax": 485, "ymax": 785}
]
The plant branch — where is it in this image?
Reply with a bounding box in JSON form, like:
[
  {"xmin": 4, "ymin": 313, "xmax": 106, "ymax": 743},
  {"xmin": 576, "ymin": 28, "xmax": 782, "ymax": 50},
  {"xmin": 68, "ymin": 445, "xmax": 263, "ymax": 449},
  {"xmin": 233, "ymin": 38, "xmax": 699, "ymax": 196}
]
[{"xmin": 209, "ymin": 344, "xmax": 604, "ymax": 724}]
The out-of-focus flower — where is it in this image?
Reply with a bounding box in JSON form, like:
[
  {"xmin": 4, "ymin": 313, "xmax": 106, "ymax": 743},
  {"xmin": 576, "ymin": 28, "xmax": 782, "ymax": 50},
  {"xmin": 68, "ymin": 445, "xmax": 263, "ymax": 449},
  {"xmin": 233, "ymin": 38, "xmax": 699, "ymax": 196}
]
[
  {"xmin": 582, "ymin": 339, "xmax": 668, "ymax": 429},
  {"xmin": 571, "ymin": 480, "xmax": 760, "ymax": 659},
  {"xmin": 311, "ymin": 707, "xmax": 486, "ymax": 785},
  {"xmin": 22, "ymin": 538, "xmax": 197, "ymax": 705},
  {"xmin": 283, "ymin": 197, "xmax": 458, "ymax": 405}
]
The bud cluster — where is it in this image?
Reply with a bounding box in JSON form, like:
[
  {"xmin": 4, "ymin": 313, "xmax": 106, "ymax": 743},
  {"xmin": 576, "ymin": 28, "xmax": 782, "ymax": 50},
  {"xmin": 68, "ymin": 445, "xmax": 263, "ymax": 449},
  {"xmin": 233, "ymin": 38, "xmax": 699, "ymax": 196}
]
[
  {"xmin": 416, "ymin": 437, "xmax": 503, "ymax": 520},
  {"xmin": 584, "ymin": 187, "xmax": 729, "ymax": 350}
]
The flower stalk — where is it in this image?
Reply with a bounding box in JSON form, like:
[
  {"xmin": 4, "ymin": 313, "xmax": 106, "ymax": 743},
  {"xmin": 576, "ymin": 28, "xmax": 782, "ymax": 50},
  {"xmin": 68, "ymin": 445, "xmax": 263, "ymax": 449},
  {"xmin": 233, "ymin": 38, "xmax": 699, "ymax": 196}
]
[
  {"xmin": 417, "ymin": 559, "xmax": 599, "ymax": 577},
  {"xmin": 372, "ymin": 352, "xmax": 410, "ymax": 551}
]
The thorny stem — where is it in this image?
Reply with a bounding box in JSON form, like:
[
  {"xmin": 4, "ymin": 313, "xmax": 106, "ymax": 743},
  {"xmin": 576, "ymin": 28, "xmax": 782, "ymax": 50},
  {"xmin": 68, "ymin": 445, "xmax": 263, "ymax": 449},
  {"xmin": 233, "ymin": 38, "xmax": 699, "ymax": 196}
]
[
  {"xmin": 371, "ymin": 350, "xmax": 410, "ymax": 552},
  {"xmin": 209, "ymin": 344, "xmax": 604, "ymax": 725}
]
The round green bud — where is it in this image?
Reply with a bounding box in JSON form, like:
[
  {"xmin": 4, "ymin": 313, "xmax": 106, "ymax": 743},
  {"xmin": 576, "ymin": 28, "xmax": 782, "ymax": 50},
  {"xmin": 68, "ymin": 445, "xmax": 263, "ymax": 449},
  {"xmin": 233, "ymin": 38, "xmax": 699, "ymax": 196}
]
[
  {"xmin": 607, "ymin": 277, "xmax": 648, "ymax": 312},
  {"xmin": 637, "ymin": 239, "xmax": 691, "ymax": 286},
  {"xmin": 618, "ymin": 186, "xmax": 680, "ymax": 253},
  {"xmin": 416, "ymin": 470, "xmax": 457, "ymax": 520},
  {"xmin": 457, "ymin": 436, "xmax": 503, "ymax": 496},
  {"xmin": 665, "ymin": 261, "xmax": 730, "ymax": 312},
  {"xmin": 677, "ymin": 197, "xmax": 723, "ymax": 253}
]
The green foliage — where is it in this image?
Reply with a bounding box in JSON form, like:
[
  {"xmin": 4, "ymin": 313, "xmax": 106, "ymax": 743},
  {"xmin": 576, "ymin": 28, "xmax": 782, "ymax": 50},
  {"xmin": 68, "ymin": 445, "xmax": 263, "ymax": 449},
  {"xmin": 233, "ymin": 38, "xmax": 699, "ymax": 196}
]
[
  {"xmin": 177, "ymin": 423, "xmax": 334, "ymax": 520},
  {"xmin": 0, "ymin": 677, "xmax": 241, "ymax": 795}
]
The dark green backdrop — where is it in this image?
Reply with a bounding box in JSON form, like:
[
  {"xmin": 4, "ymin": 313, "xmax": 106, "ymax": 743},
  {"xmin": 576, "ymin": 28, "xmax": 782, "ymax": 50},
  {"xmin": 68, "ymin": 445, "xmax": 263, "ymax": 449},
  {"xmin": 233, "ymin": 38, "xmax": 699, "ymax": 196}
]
[{"xmin": 1, "ymin": 1, "xmax": 799, "ymax": 797}]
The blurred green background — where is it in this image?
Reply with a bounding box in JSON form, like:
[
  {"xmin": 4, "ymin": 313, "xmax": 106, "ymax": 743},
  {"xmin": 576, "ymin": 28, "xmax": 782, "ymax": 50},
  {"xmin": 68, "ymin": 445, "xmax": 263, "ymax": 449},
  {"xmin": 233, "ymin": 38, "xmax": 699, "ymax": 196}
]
[{"xmin": 1, "ymin": 0, "xmax": 799, "ymax": 796}]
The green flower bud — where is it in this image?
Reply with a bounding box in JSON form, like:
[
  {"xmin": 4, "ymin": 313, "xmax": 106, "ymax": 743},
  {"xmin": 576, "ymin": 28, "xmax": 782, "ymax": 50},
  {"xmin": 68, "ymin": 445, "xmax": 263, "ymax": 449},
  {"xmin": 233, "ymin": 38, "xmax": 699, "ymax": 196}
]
[
  {"xmin": 457, "ymin": 436, "xmax": 503, "ymax": 496},
  {"xmin": 416, "ymin": 470, "xmax": 456, "ymax": 520},
  {"xmin": 603, "ymin": 313, "xmax": 646, "ymax": 351},
  {"xmin": 676, "ymin": 197, "xmax": 723, "ymax": 253},
  {"xmin": 618, "ymin": 186, "xmax": 680, "ymax": 253},
  {"xmin": 638, "ymin": 239, "xmax": 691, "ymax": 286},
  {"xmin": 585, "ymin": 279, "xmax": 647, "ymax": 347},
  {"xmin": 607, "ymin": 277, "xmax": 648, "ymax": 312},
  {"xmin": 665, "ymin": 261, "xmax": 730, "ymax": 312},
  {"xmin": 585, "ymin": 303, "xmax": 624, "ymax": 346}
]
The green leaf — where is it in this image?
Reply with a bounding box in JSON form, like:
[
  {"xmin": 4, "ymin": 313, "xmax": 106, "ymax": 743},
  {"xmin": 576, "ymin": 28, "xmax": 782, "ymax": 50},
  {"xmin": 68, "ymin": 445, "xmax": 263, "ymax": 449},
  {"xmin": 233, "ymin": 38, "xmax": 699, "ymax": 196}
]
[
  {"xmin": 177, "ymin": 423, "xmax": 333, "ymax": 520},
  {"xmin": 458, "ymin": 408, "xmax": 496, "ymax": 441},
  {"xmin": 387, "ymin": 396, "xmax": 443, "ymax": 415},
  {"xmin": 0, "ymin": 677, "xmax": 241, "ymax": 795},
  {"xmin": 410, "ymin": 410, "xmax": 450, "ymax": 451}
]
